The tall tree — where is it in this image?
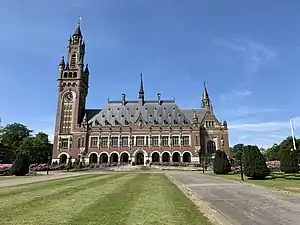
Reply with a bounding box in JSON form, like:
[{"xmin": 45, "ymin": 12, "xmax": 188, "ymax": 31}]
[
  {"xmin": 264, "ymin": 144, "xmax": 280, "ymax": 161},
  {"xmin": 243, "ymin": 145, "xmax": 270, "ymax": 179},
  {"xmin": 17, "ymin": 132, "xmax": 52, "ymax": 164},
  {"xmin": 0, "ymin": 123, "xmax": 32, "ymax": 163}
]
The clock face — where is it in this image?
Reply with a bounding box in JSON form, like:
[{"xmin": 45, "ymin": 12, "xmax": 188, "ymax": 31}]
[{"xmin": 64, "ymin": 92, "xmax": 73, "ymax": 102}]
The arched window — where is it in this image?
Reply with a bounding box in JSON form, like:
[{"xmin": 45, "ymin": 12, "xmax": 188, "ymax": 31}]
[
  {"xmin": 207, "ymin": 140, "xmax": 216, "ymax": 154},
  {"xmin": 70, "ymin": 53, "xmax": 77, "ymax": 67}
]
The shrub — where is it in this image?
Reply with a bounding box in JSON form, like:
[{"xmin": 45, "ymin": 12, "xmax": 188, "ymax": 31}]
[
  {"xmin": 11, "ymin": 153, "xmax": 30, "ymax": 176},
  {"xmin": 66, "ymin": 156, "xmax": 73, "ymax": 171},
  {"xmin": 280, "ymin": 149, "xmax": 299, "ymax": 173},
  {"xmin": 213, "ymin": 150, "xmax": 231, "ymax": 174},
  {"xmin": 243, "ymin": 145, "xmax": 270, "ymax": 180}
]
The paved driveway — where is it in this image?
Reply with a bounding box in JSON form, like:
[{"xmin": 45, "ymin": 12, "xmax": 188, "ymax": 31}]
[{"xmin": 167, "ymin": 171, "xmax": 300, "ymax": 225}]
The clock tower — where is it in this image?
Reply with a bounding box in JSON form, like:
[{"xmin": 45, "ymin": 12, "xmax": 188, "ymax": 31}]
[{"xmin": 54, "ymin": 21, "xmax": 90, "ymax": 136}]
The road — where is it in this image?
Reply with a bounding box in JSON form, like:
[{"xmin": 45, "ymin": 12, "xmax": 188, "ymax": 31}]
[{"xmin": 167, "ymin": 171, "xmax": 300, "ymax": 225}]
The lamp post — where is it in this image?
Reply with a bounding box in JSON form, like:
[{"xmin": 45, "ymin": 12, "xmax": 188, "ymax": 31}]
[{"xmin": 47, "ymin": 154, "xmax": 51, "ymax": 175}]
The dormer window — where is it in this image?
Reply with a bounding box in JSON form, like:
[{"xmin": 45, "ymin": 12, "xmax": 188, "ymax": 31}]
[
  {"xmin": 125, "ymin": 120, "xmax": 129, "ymax": 125},
  {"xmin": 164, "ymin": 120, "xmax": 168, "ymax": 125},
  {"xmin": 173, "ymin": 120, "xmax": 178, "ymax": 124}
]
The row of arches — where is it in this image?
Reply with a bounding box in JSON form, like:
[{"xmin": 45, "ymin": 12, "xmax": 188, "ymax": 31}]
[{"xmin": 58, "ymin": 151, "xmax": 192, "ymax": 165}]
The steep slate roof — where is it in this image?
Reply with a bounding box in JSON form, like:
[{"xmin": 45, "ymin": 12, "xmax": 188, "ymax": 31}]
[{"xmin": 87, "ymin": 100, "xmax": 208, "ymax": 127}]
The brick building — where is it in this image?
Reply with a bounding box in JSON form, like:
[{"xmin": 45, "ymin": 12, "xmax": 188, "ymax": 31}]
[{"xmin": 52, "ymin": 23, "xmax": 229, "ymax": 165}]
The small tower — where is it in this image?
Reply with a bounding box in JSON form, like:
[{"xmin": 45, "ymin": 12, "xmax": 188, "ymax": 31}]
[
  {"xmin": 201, "ymin": 82, "xmax": 213, "ymax": 111},
  {"xmin": 138, "ymin": 73, "xmax": 145, "ymax": 104}
]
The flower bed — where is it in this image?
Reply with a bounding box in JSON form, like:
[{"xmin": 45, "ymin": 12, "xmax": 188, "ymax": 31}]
[{"xmin": 0, "ymin": 164, "xmax": 13, "ymax": 176}]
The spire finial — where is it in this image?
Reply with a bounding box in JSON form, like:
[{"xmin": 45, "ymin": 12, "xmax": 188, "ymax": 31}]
[
  {"xmin": 77, "ymin": 16, "xmax": 82, "ymax": 27},
  {"xmin": 139, "ymin": 73, "xmax": 145, "ymax": 102}
]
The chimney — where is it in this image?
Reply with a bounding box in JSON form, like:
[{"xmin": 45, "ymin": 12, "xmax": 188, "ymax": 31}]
[
  {"xmin": 157, "ymin": 92, "xmax": 161, "ymax": 105},
  {"xmin": 122, "ymin": 93, "xmax": 126, "ymax": 105}
]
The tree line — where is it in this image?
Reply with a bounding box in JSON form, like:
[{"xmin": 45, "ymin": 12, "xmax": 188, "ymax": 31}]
[{"xmin": 0, "ymin": 123, "xmax": 52, "ymax": 164}]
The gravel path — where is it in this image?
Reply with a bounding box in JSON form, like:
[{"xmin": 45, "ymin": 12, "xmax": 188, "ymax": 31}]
[{"xmin": 167, "ymin": 171, "xmax": 300, "ymax": 225}]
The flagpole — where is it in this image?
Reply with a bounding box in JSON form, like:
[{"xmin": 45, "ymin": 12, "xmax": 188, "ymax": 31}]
[{"xmin": 289, "ymin": 118, "xmax": 296, "ymax": 151}]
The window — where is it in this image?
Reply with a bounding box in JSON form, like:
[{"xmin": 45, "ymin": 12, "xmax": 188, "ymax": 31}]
[
  {"xmin": 136, "ymin": 136, "xmax": 145, "ymax": 146},
  {"xmin": 77, "ymin": 137, "xmax": 81, "ymax": 148},
  {"xmin": 61, "ymin": 104, "xmax": 72, "ymax": 134},
  {"xmin": 90, "ymin": 137, "xmax": 98, "ymax": 148},
  {"xmin": 111, "ymin": 137, "xmax": 118, "ymax": 147},
  {"xmin": 100, "ymin": 137, "xmax": 108, "ymax": 147},
  {"xmin": 70, "ymin": 53, "xmax": 77, "ymax": 67},
  {"xmin": 207, "ymin": 141, "xmax": 216, "ymax": 154},
  {"xmin": 151, "ymin": 136, "xmax": 159, "ymax": 146},
  {"xmin": 182, "ymin": 136, "xmax": 190, "ymax": 146},
  {"xmin": 172, "ymin": 136, "xmax": 179, "ymax": 146},
  {"xmin": 61, "ymin": 138, "xmax": 69, "ymax": 149},
  {"xmin": 121, "ymin": 137, "xmax": 128, "ymax": 146},
  {"xmin": 206, "ymin": 121, "xmax": 215, "ymax": 127},
  {"xmin": 161, "ymin": 136, "xmax": 169, "ymax": 146}
]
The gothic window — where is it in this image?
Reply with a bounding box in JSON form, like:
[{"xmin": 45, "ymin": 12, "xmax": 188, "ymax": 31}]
[
  {"xmin": 77, "ymin": 137, "xmax": 81, "ymax": 148},
  {"xmin": 90, "ymin": 137, "xmax": 98, "ymax": 148},
  {"xmin": 121, "ymin": 137, "xmax": 128, "ymax": 146},
  {"xmin": 172, "ymin": 136, "xmax": 179, "ymax": 146},
  {"xmin": 182, "ymin": 136, "xmax": 190, "ymax": 146},
  {"xmin": 161, "ymin": 136, "xmax": 169, "ymax": 146},
  {"xmin": 136, "ymin": 136, "xmax": 145, "ymax": 146},
  {"xmin": 207, "ymin": 140, "xmax": 216, "ymax": 154},
  {"xmin": 61, "ymin": 104, "xmax": 72, "ymax": 134},
  {"xmin": 100, "ymin": 137, "xmax": 108, "ymax": 147},
  {"xmin": 151, "ymin": 136, "xmax": 159, "ymax": 146},
  {"xmin": 111, "ymin": 137, "xmax": 118, "ymax": 147},
  {"xmin": 70, "ymin": 53, "xmax": 77, "ymax": 68},
  {"xmin": 61, "ymin": 138, "xmax": 69, "ymax": 149}
]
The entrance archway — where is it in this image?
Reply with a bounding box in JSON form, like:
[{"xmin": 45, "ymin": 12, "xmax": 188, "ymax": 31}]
[
  {"xmin": 120, "ymin": 152, "xmax": 129, "ymax": 163},
  {"xmin": 136, "ymin": 152, "xmax": 144, "ymax": 165},
  {"xmin": 162, "ymin": 152, "xmax": 170, "ymax": 162},
  {"xmin": 110, "ymin": 153, "xmax": 118, "ymax": 163},
  {"xmin": 89, "ymin": 153, "xmax": 98, "ymax": 164},
  {"xmin": 151, "ymin": 152, "xmax": 160, "ymax": 162},
  {"xmin": 100, "ymin": 153, "xmax": 108, "ymax": 163},
  {"xmin": 59, "ymin": 154, "xmax": 68, "ymax": 164},
  {"xmin": 172, "ymin": 152, "xmax": 181, "ymax": 163},
  {"xmin": 182, "ymin": 152, "xmax": 191, "ymax": 163}
]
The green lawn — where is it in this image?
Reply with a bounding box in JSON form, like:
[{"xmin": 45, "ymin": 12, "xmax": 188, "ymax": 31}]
[
  {"xmin": 213, "ymin": 173, "xmax": 300, "ymax": 193},
  {"xmin": 0, "ymin": 173, "xmax": 211, "ymax": 225}
]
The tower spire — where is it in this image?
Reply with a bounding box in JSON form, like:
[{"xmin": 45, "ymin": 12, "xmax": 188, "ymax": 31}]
[
  {"xmin": 73, "ymin": 16, "xmax": 82, "ymax": 37},
  {"xmin": 139, "ymin": 73, "xmax": 145, "ymax": 102},
  {"xmin": 201, "ymin": 81, "xmax": 213, "ymax": 111}
]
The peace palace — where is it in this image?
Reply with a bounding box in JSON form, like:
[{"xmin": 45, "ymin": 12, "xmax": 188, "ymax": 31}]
[{"xmin": 52, "ymin": 23, "xmax": 230, "ymax": 165}]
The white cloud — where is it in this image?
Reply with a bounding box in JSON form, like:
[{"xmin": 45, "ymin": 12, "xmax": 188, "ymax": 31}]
[
  {"xmin": 213, "ymin": 35, "xmax": 276, "ymax": 72},
  {"xmin": 220, "ymin": 89, "xmax": 252, "ymax": 101},
  {"xmin": 229, "ymin": 117, "xmax": 300, "ymax": 148}
]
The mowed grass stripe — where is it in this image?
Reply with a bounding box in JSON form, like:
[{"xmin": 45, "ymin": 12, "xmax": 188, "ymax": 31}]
[
  {"xmin": 123, "ymin": 173, "xmax": 211, "ymax": 225},
  {"xmin": 0, "ymin": 174, "xmax": 124, "ymax": 224},
  {"xmin": 68, "ymin": 173, "xmax": 151, "ymax": 225},
  {"xmin": 0, "ymin": 174, "xmax": 110, "ymax": 209},
  {"xmin": 7, "ymin": 173, "xmax": 140, "ymax": 225},
  {"xmin": 0, "ymin": 173, "xmax": 101, "ymax": 196}
]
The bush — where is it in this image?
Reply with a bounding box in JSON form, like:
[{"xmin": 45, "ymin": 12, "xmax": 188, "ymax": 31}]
[
  {"xmin": 213, "ymin": 150, "xmax": 231, "ymax": 174},
  {"xmin": 11, "ymin": 153, "xmax": 30, "ymax": 176},
  {"xmin": 243, "ymin": 145, "xmax": 270, "ymax": 180},
  {"xmin": 280, "ymin": 149, "xmax": 299, "ymax": 173},
  {"xmin": 66, "ymin": 156, "xmax": 73, "ymax": 171}
]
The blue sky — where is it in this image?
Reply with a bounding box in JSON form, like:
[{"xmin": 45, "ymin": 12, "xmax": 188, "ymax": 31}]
[{"xmin": 1, "ymin": 0, "xmax": 300, "ymax": 148}]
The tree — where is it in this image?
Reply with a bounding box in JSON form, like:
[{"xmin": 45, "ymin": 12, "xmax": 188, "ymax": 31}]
[
  {"xmin": 11, "ymin": 152, "xmax": 30, "ymax": 176},
  {"xmin": 17, "ymin": 132, "xmax": 52, "ymax": 164},
  {"xmin": 243, "ymin": 145, "xmax": 270, "ymax": 180},
  {"xmin": 0, "ymin": 123, "xmax": 32, "ymax": 163},
  {"xmin": 280, "ymin": 149, "xmax": 299, "ymax": 173},
  {"xmin": 213, "ymin": 150, "xmax": 231, "ymax": 174},
  {"xmin": 66, "ymin": 156, "xmax": 73, "ymax": 171},
  {"xmin": 264, "ymin": 144, "xmax": 280, "ymax": 161}
]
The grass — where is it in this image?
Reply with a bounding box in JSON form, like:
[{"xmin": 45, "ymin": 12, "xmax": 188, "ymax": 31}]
[
  {"xmin": 0, "ymin": 173, "xmax": 211, "ymax": 225},
  {"xmin": 212, "ymin": 173, "xmax": 300, "ymax": 193}
]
